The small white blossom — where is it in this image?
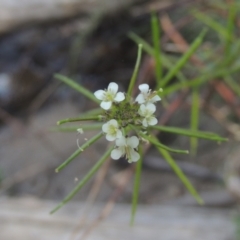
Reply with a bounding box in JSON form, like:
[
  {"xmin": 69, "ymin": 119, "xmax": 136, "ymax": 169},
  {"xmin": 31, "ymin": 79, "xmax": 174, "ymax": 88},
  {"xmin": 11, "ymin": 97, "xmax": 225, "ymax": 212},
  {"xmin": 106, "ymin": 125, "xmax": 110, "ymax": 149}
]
[
  {"xmin": 138, "ymin": 103, "xmax": 158, "ymax": 127},
  {"xmin": 102, "ymin": 119, "xmax": 122, "ymax": 141},
  {"xmin": 94, "ymin": 82, "xmax": 125, "ymax": 110},
  {"xmin": 135, "ymin": 84, "xmax": 161, "ymax": 104},
  {"xmin": 111, "ymin": 136, "xmax": 140, "ymax": 163},
  {"xmin": 77, "ymin": 128, "xmax": 84, "ymax": 134}
]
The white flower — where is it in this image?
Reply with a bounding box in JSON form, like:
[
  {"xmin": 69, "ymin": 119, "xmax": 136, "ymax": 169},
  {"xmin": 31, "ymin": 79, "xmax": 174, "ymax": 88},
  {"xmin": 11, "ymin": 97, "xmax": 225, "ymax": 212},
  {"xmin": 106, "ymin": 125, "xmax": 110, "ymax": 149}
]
[
  {"xmin": 102, "ymin": 119, "xmax": 122, "ymax": 141},
  {"xmin": 135, "ymin": 84, "xmax": 161, "ymax": 104},
  {"xmin": 94, "ymin": 82, "xmax": 125, "ymax": 110},
  {"xmin": 111, "ymin": 136, "xmax": 140, "ymax": 163},
  {"xmin": 77, "ymin": 128, "xmax": 84, "ymax": 134},
  {"xmin": 138, "ymin": 103, "xmax": 158, "ymax": 127}
]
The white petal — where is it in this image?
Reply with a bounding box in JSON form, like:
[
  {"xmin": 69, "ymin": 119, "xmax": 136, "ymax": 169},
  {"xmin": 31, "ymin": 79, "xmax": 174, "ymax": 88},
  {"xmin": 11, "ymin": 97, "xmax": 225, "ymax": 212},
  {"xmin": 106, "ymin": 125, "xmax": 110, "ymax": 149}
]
[
  {"xmin": 94, "ymin": 90, "xmax": 105, "ymax": 100},
  {"xmin": 102, "ymin": 122, "xmax": 109, "ymax": 133},
  {"xmin": 146, "ymin": 103, "xmax": 156, "ymax": 113},
  {"xmin": 127, "ymin": 136, "xmax": 139, "ymax": 148},
  {"xmin": 116, "ymin": 136, "xmax": 126, "ymax": 146},
  {"xmin": 77, "ymin": 128, "xmax": 84, "ymax": 134},
  {"xmin": 139, "ymin": 104, "xmax": 146, "ymax": 114},
  {"xmin": 135, "ymin": 93, "xmax": 145, "ymax": 104},
  {"xmin": 100, "ymin": 101, "xmax": 112, "ymax": 110},
  {"xmin": 148, "ymin": 117, "xmax": 158, "ymax": 126},
  {"xmin": 108, "ymin": 119, "xmax": 118, "ymax": 127},
  {"xmin": 108, "ymin": 82, "xmax": 118, "ymax": 94},
  {"xmin": 116, "ymin": 129, "xmax": 123, "ymax": 138},
  {"xmin": 106, "ymin": 134, "xmax": 116, "ymax": 141},
  {"xmin": 142, "ymin": 118, "xmax": 148, "ymax": 127},
  {"xmin": 114, "ymin": 92, "xmax": 125, "ymax": 102},
  {"xmin": 111, "ymin": 148, "xmax": 124, "ymax": 160},
  {"xmin": 150, "ymin": 95, "xmax": 161, "ymax": 103},
  {"xmin": 139, "ymin": 84, "xmax": 149, "ymax": 93},
  {"xmin": 128, "ymin": 149, "xmax": 140, "ymax": 163}
]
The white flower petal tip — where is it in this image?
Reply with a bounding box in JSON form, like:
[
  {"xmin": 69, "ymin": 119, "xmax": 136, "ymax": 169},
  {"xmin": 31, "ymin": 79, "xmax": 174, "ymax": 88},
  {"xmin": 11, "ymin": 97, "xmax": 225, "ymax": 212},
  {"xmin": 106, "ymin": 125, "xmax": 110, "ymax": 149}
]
[
  {"xmin": 111, "ymin": 136, "xmax": 140, "ymax": 162},
  {"xmin": 139, "ymin": 103, "xmax": 158, "ymax": 127},
  {"xmin": 94, "ymin": 82, "xmax": 125, "ymax": 110},
  {"xmin": 77, "ymin": 128, "xmax": 84, "ymax": 134},
  {"xmin": 135, "ymin": 83, "xmax": 161, "ymax": 104},
  {"xmin": 114, "ymin": 92, "xmax": 125, "ymax": 102},
  {"xmin": 100, "ymin": 101, "xmax": 112, "ymax": 110},
  {"xmin": 102, "ymin": 119, "xmax": 122, "ymax": 142}
]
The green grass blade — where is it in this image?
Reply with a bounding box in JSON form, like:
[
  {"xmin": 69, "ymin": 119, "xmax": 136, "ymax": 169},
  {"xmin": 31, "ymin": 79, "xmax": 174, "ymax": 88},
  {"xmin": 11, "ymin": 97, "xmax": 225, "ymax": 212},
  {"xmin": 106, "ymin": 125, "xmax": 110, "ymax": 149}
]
[
  {"xmin": 55, "ymin": 132, "xmax": 103, "ymax": 172},
  {"xmin": 157, "ymin": 147, "xmax": 203, "ymax": 204},
  {"xmin": 51, "ymin": 123, "xmax": 103, "ymax": 132},
  {"xmin": 140, "ymin": 133, "xmax": 189, "ymax": 154},
  {"xmin": 151, "ymin": 125, "xmax": 228, "ymax": 142},
  {"xmin": 128, "ymin": 32, "xmax": 188, "ymax": 84},
  {"xmin": 151, "ymin": 12, "xmax": 162, "ymax": 87},
  {"xmin": 161, "ymin": 64, "xmax": 240, "ymax": 96},
  {"xmin": 127, "ymin": 44, "xmax": 143, "ymax": 96},
  {"xmin": 193, "ymin": 10, "xmax": 228, "ymax": 39},
  {"xmin": 128, "ymin": 32, "xmax": 154, "ymax": 55},
  {"xmin": 190, "ymin": 88, "xmax": 200, "ymax": 156},
  {"xmin": 55, "ymin": 74, "xmax": 99, "ymax": 104},
  {"xmin": 51, "ymin": 146, "xmax": 112, "ymax": 214},
  {"xmin": 160, "ymin": 28, "xmax": 207, "ymax": 87},
  {"xmin": 130, "ymin": 146, "xmax": 143, "ymax": 226},
  {"xmin": 224, "ymin": 76, "xmax": 240, "ymax": 97},
  {"xmin": 225, "ymin": 3, "xmax": 236, "ymax": 57}
]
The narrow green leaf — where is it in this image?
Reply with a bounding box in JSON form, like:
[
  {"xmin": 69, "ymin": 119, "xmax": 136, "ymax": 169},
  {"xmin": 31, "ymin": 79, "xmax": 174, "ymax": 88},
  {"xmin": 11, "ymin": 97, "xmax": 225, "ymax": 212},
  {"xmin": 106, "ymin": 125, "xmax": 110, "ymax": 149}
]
[
  {"xmin": 193, "ymin": 10, "xmax": 228, "ymax": 39},
  {"xmin": 151, "ymin": 12, "xmax": 162, "ymax": 87},
  {"xmin": 224, "ymin": 76, "xmax": 240, "ymax": 97},
  {"xmin": 51, "ymin": 146, "xmax": 112, "ymax": 214},
  {"xmin": 151, "ymin": 125, "xmax": 228, "ymax": 142},
  {"xmin": 160, "ymin": 28, "xmax": 207, "ymax": 87},
  {"xmin": 80, "ymin": 108, "xmax": 103, "ymax": 118},
  {"xmin": 190, "ymin": 88, "xmax": 200, "ymax": 156},
  {"xmin": 140, "ymin": 133, "xmax": 189, "ymax": 154},
  {"xmin": 157, "ymin": 147, "xmax": 203, "ymax": 204},
  {"xmin": 128, "ymin": 32, "xmax": 188, "ymax": 83},
  {"xmin": 128, "ymin": 32, "xmax": 154, "ymax": 55},
  {"xmin": 51, "ymin": 123, "xmax": 103, "ymax": 132},
  {"xmin": 225, "ymin": 3, "xmax": 236, "ymax": 57},
  {"xmin": 55, "ymin": 74, "xmax": 99, "ymax": 104},
  {"xmin": 55, "ymin": 132, "xmax": 103, "ymax": 172},
  {"xmin": 161, "ymin": 64, "xmax": 240, "ymax": 96},
  {"xmin": 127, "ymin": 44, "xmax": 143, "ymax": 96},
  {"xmin": 57, "ymin": 116, "xmax": 101, "ymax": 125},
  {"xmin": 131, "ymin": 146, "xmax": 143, "ymax": 226}
]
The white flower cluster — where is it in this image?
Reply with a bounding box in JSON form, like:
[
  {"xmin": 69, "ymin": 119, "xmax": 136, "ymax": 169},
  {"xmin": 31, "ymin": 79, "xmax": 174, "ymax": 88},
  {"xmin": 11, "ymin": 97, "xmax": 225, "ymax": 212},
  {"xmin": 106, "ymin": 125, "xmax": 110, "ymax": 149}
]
[{"xmin": 94, "ymin": 82, "xmax": 161, "ymax": 163}]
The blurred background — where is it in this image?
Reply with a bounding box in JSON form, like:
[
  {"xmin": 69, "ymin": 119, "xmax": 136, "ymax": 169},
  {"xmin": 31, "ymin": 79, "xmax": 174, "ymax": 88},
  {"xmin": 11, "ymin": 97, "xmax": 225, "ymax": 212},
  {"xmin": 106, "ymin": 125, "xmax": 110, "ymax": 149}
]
[{"xmin": 0, "ymin": 0, "xmax": 240, "ymax": 239}]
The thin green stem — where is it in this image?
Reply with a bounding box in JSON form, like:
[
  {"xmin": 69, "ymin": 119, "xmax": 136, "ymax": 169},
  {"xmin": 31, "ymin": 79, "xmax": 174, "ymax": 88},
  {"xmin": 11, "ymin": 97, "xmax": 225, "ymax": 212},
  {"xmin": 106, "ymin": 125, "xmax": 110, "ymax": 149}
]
[
  {"xmin": 157, "ymin": 147, "xmax": 203, "ymax": 205},
  {"xmin": 51, "ymin": 146, "xmax": 112, "ymax": 214},
  {"xmin": 139, "ymin": 133, "xmax": 189, "ymax": 154},
  {"xmin": 55, "ymin": 132, "xmax": 103, "ymax": 172},
  {"xmin": 55, "ymin": 74, "xmax": 99, "ymax": 104},
  {"xmin": 127, "ymin": 44, "xmax": 143, "ymax": 96},
  {"xmin": 161, "ymin": 28, "xmax": 207, "ymax": 87},
  {"xmin": 225, "ymin": 3, "xmax": 236, "ymax": 57},
  {"xmin": 130, "ymin": 146, "xmax": 143, "ymax": 226},
  {"xmin": 51, "ymin": 123, "xmax": 103, "ymax": 132},
  {"xmin": 151, "ymin": 12, "xmax": 162, "ymax": 88},
  {"xmin": 57, "ymin": 116, "xmax": 101, "ymax": 125},
  {"xmin": 161, "ymin": 64, "xmax": 240, "ymax": 96},
  {"xmin": 151, "ymin": 125, "xmax": 228, "ymax": 142},
  {"xmin": 224, "ymin": 75, "xmax": 240, "ymax": 97},
  {"xmin": 190, "ymin": 87, "xmax": 200, "ymax": 156}
]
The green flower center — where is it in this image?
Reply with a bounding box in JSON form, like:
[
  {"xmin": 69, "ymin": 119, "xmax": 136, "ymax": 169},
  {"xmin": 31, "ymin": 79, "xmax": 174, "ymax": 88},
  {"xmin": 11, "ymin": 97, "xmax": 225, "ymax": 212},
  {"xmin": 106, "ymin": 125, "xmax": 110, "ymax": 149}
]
[{"xmin": 104, "ymin": 100, "xmax": 141, "ymax": 127}]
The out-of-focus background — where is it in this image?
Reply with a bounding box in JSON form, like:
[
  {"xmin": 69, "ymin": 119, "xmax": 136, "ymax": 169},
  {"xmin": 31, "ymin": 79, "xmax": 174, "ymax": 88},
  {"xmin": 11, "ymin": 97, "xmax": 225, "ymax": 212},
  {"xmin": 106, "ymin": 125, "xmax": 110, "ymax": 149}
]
[{"xmin": 0, "ymin": 0, "xmax": 240, "ymax": 239}]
